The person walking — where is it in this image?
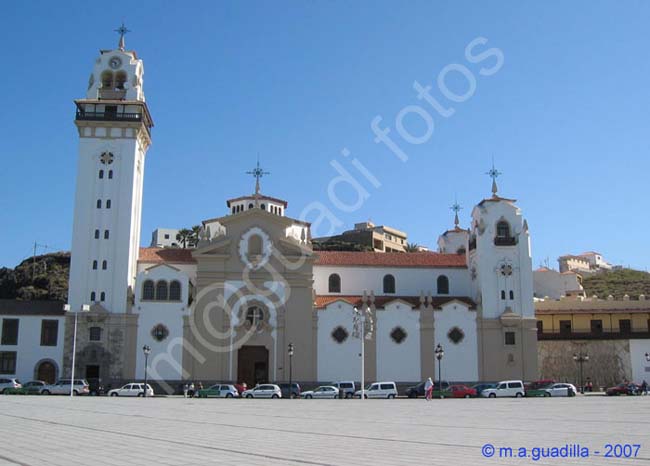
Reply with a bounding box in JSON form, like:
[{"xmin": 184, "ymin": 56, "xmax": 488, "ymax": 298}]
[
  {"xmin": 189, "ymin": 382, "xmax": 196, "ymax": 398},
  {"xmin": 183, "ymin": 383, "xmax": 189, "ymax": 398},
  {"xmin": 424, "ymin": 377, "xmax": 434, "ymax": 401},
  {"xmin": 641, "ymin": 380, "xmax": 648, "ymax": 396}
]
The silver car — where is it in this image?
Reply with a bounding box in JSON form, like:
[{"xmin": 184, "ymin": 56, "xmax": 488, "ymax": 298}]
[
  {"xmin": 0, "ymin": 378, "xmax": 21, "ymax": 394},
  {"xmin": 41, "ymin": 379, "xmax": 90, "ymax": 396}
]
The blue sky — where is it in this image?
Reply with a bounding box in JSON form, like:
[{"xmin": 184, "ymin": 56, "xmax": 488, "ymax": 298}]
[{"xmin": 1, "ymin": 1, "xmax": 649, "ymax": 270}]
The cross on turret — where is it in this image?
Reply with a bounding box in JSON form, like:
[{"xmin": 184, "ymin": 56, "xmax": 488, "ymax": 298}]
[
  {"xmin": 486, "ymin": 161, "xmax": 502, "ymax": 197},
  {"xmin": 450, "ymin": 200, "xmax": 463, "ymax": 227},
  {"xmin": 246, "ymin": 159, "xmax": 270, "ymax": 196},
  {"xmin": 115, "ymin": 22, "xmax": 131, "ymax": 51}
]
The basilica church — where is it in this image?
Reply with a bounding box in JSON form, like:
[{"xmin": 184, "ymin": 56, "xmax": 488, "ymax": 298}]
[{"xmin": 64, "ymin": 33, "xmax": 538, "ymax": 391}]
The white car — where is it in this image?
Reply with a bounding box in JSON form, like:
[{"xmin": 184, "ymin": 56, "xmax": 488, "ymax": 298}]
[
  {"xmin": 329, "ymin": 381, "xmax": 356, "ymax": 398},
  {"xmin": 0, "ymin": 378, "xmax": 21, "ymax": 394},
  {"xmin": 481, "ymin": 380, "xmax": 525, "ymax": 398},
  {"xmin": 41, "ymin": 379, "xmax": 90, "ymax": 396},
  {"xmin": 242, "ymin": 384, "xmax": 282, "ymax": 398},
  {"xmin": 301, "ymin": 386, "xmax": 340, "ymax": 399},
  {"xmin": 354, "ymin": 382, "xmax": 398, "ymax": 399},
  {"xmin": 108, "ymin": 383, "xmax": 154, "ymax": 397},
  {"xmin": 544, "ymin": 383, "xmax": 577, "ymax": 397}
]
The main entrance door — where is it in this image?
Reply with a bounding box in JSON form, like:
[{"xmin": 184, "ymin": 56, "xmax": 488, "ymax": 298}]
[{"xmin": 237, "ymin": 346, "xmax": 269, "ymax": 387}]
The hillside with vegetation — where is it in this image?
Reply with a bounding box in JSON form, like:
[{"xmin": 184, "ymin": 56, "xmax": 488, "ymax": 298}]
[
  {"xmin": 0, "ymin": 252, "xmax": 70, "ymax": 301},
  {"xmin": 582, "ymin": 268, "xmax": 650, "ymax": 299}
]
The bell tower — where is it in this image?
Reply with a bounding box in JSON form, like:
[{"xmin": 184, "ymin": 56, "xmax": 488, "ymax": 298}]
[{"xmin": 68, "ymin": 25, "xmax": 153, "ymax": 314}]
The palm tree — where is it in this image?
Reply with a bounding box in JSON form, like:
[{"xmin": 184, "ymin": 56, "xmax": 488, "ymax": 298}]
[
  {"xmin": 176, "ymin": 229, "xmax": 192, "ymax": 249},
  {"xmin": 405, "ymin": 242, "xmax": 420, "ymax": 252},
  {"xmin": 189, "ymin": 225, "xmax": 202, "ymax": 247}
]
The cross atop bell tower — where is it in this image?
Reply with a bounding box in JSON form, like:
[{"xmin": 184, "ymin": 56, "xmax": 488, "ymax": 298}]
[
  {"xmin": 246, "ymin": 158, "xmax": 270, "ymax": 196},
  {"xmin": 486, "ymin": 160, "xmax": 502, "ymax": 197},
  {"xmin": 114, "ymin": 22, "xmax": 130, "ymax": 51}
]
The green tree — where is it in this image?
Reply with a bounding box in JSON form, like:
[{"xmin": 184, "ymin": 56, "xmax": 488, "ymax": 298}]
[
  {"xmin": 176, "ymin": 229, "xmax": 193, "ymax": 249},
  {"xmin": 405, "ymin": 242, "xmax": 420, "ymax": 252}
]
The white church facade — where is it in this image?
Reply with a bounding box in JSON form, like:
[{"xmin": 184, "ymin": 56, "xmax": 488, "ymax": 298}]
[{"xmin": 58, "ymin": 34, "xmax": 539, "ymax": 391}]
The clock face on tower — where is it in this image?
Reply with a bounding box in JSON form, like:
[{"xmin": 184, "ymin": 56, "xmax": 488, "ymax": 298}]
[{"xmin": 109, "ymin": 57, "xmax": 122, "ymax": 69}]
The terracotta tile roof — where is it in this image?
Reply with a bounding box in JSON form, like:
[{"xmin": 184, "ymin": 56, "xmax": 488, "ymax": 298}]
[
  {"xmin": 314, "ymin": 251, "xmax": 466, "ymax": 268},
  {"xmin": 314, "ymin": 295, "xmax": 476, "ymax": 309},
  {"xmin": 138, "ymin": 247, "xmax": 196, "ymax": 264},
  {"xmin": 226, "ymin": 195, "xmax": 288, "ymax": 208}
]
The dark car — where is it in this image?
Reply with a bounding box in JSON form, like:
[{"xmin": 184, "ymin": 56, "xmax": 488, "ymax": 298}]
[
  {"xmin": 88, "ymin": 378, "xmax": 105, "ymax": 396},
  {"xmin": 606, "ymin": 383, "xmax": 640, "ymax": 396},
  {"xmin": 472, "ymin": 383, "xmax": 497, "ymax": 396},
  {"xmin": 406, "ymin": 381, "xmax": 449, "ymax": 398},
  {"xmin": 277, "ymin": 383, "xmax": 301, "ymax": 399}
]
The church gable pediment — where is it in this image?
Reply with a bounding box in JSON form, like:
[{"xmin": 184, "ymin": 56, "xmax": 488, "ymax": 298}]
[{"xmin": 193, "ymin": 237, "xmax": 232, "ymax": 257}]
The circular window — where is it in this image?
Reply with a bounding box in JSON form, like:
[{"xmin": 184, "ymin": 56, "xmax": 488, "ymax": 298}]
[
  {"xmin": 447, "ymin": 327, "xmax": 465, "ymax": 344},
  {"xmin": 331, "ymin": 326, "xmax": 349, "ymax": 344},
  {"xmin": 246, "ymin": 306, "xmax": 265, "ymax": 326},
  {"xmin": 151, "ymin": 324, "xmax": 169, "ymax": 342},
  {"xmin": 100, "ymin": 152, "xmax": 114, "ymax": 165},
  {"xmin": 390, "ymin": 327, "xmax": 407, "ymax": 344}
]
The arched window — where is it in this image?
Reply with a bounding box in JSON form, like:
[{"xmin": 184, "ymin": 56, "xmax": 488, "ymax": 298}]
[
  {"xmin": 100, "ymin": 292, "xmax": 106, "ymax": 302},
  {"xmin": 328, "ymin": 274, "xmax": 341, "ymax": 293},
  {"xmin": 108, "ymin": 170, "xmax": 113, "ymax": 179},
  {"xmin": 248, "ymin": 203, "xmax": 254, "ymax": 209},
  {"xmin": 232, "ymin": 207, "xmax": 236, "ymax": 214},
  {"xmin": 106, "ymin": 200, "xmax": 111, "ymax": 209},
  {"xmin": 115, "ymin": 71, "xmax": 127, "ymax": 89},
  {"xmin": 246, "ymin": 306, "xmax": 264, "ymax": 326},
  {"xmin": 96, "ymin": 199, "xmax": 102, "ymax": 209},
  {"xmin": 155, "ymin": 281, "xmax": 168, "ymax": 301},
  {"xmin": 509, "ymin": 290, "xmax": 514, "ymax": 300},
  {"xmin": 260, "ymin": 203, "xmax": 266, "ymax": 211},
  {"xmin": 437, "ymin": 275, "xmax": 449, "ymax": 294},
  {"xmin": 248, "ymin": 235, "xmax": 263, "ymax": 255},
  {"xmin": 92, "ymin": 260, "xmax": 98, "ymax": 270},
  {"xmin": 169, "ymin": 281, "xmax": 181, "ymax": 301},
  {"xmin": 142, "ymin": 280, "xmax": 155, "ymax": 300},
  {"xmin": 94, "ymin": 229, "xmax": 100, "ymax": 239},
  {"xmin": 100, "ymin": 70, "xmax": 113, "ymax": 88},
  {"xmin": 279, "ymin": 208, "xmax": 282, "ymax": 216},
  {"xmin": 104, "ymin": 230, "xmax": 109, "ymax": 239},
  {"xmin": 501, "ymin": 290, "xmax": 506, "ymax": 300},
  {"xmin": 102, "ymin": 260, "xmax": 107, "ymax": 270},
  {"xmin": 99, "ymin": 170, "xmax": 104, "ymax": 179},
  {"xmin": 496, "ymin": 221, "xmax": 511, "ymax": 239},
  {"xmin": 383, "ymin": 274, "xmax": 396, "ymax": 294},
  {"xmin": 90, "ymin": 292, "xmax": 96, "ymax": 302}
]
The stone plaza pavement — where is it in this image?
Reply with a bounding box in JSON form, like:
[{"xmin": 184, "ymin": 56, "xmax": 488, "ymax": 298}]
[{"xmin": 0, "ymin": 395, "xmax": 648, "ymax": 466}]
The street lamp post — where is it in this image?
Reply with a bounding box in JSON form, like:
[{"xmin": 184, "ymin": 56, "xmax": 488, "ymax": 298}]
[
  {"xmin": 288, "ymin": 343, "xmax": 294, "ymax": 399},
  {"xmin": 64, "ymin": 303, "xmax": 90, "ymax": 398},
  {"xmin": 143, "ymin": 345, "xmax": 151, "ymax": 398},
  {"xmin": 435, "ymin": 344, "xmax": 444, "ymax": 399},
  {"xmin": 353, "ymin": 306, "xmax": 373, "ymax": 400},
  {"xmin": 573, "ymin": 352, "xmax": 589, "ymax": 394}
]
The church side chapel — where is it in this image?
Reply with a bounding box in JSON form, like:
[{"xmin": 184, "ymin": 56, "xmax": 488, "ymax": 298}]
[{"xmin": 63, "ymin": 30, "xmax": 538, "ymax": 391}]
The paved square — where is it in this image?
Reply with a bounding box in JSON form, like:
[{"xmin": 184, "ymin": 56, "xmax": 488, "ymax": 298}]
[{"xmin": 0, "ymin": 396, "xmax": 648, "ymax": 465}]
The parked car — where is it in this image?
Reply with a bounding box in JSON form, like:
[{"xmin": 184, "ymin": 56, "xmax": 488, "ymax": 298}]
[
  {"xmin": 406, "ymin": 380, "xmax": 449, "ymax": 398},
  {"xmin": 4, "ymin": 380, "xmax": 45, "ymax": 395},
  {"xmin": 0, "ymin": 378, "xmax": 21, "ymax": 394},
  {"xmin": 301, "ymin": 386, "xmax": 339, "ymax": 399},
  {"xmin": 442, "ymin": 384, "xmax": 477, "ymax": 398},
  {"xmin": 196, "ymin": 384, "xmax": 239, "ymax": 398},
  {"xmin": 543, "ymin": 383, "xmax": 577, "ymax": 397},
  {"xmin": 472, "ymin": 383, "xmax": 497, "ymax": 396},
  {"xmin": 329, "ymin": 381, "xmax": 356, "ymax": 398},
  {"xmin": 525, "ymin": 383, "xmax": 555, "ymax": 397},
  {"xmin": 354, "ymin": 382, "xmax": 398, "ymax": 399},
  {"xmin": 108, "ymin": 383, "xmax": 154, "ymax": 397},
  {"xmin": 606, "ymin": 383, "xmax": 641, "ymax": 396},
  {"xmin": 525, "ymin": 379, "xmax": 556, "ymax": 391},
  {"xmin": 277, "ymin": 383, "xmax": 301, "ymax": 399},
  {"xmin": 242, "ymin": 384, "xmax": 282, "ymax": 398},
  {"xmin": 41, "ymin": 379, "xmax": 90, "ymax": 396},
  {"xmin": 481, "ymin": 380, "xmax": 525, "ymax": 398},
  {"xmin": 88, "ymin": 379, "xmax": 105, "ymax": 396}
]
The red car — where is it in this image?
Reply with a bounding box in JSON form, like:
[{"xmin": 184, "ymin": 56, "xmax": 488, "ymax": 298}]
[
  {"xmin": 443, "ymin": 384, "xmax": 477, "ymax": 398},
  {"xmin": 606, "ymin": 383, "xmax": 640, "ymax": 396}
]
